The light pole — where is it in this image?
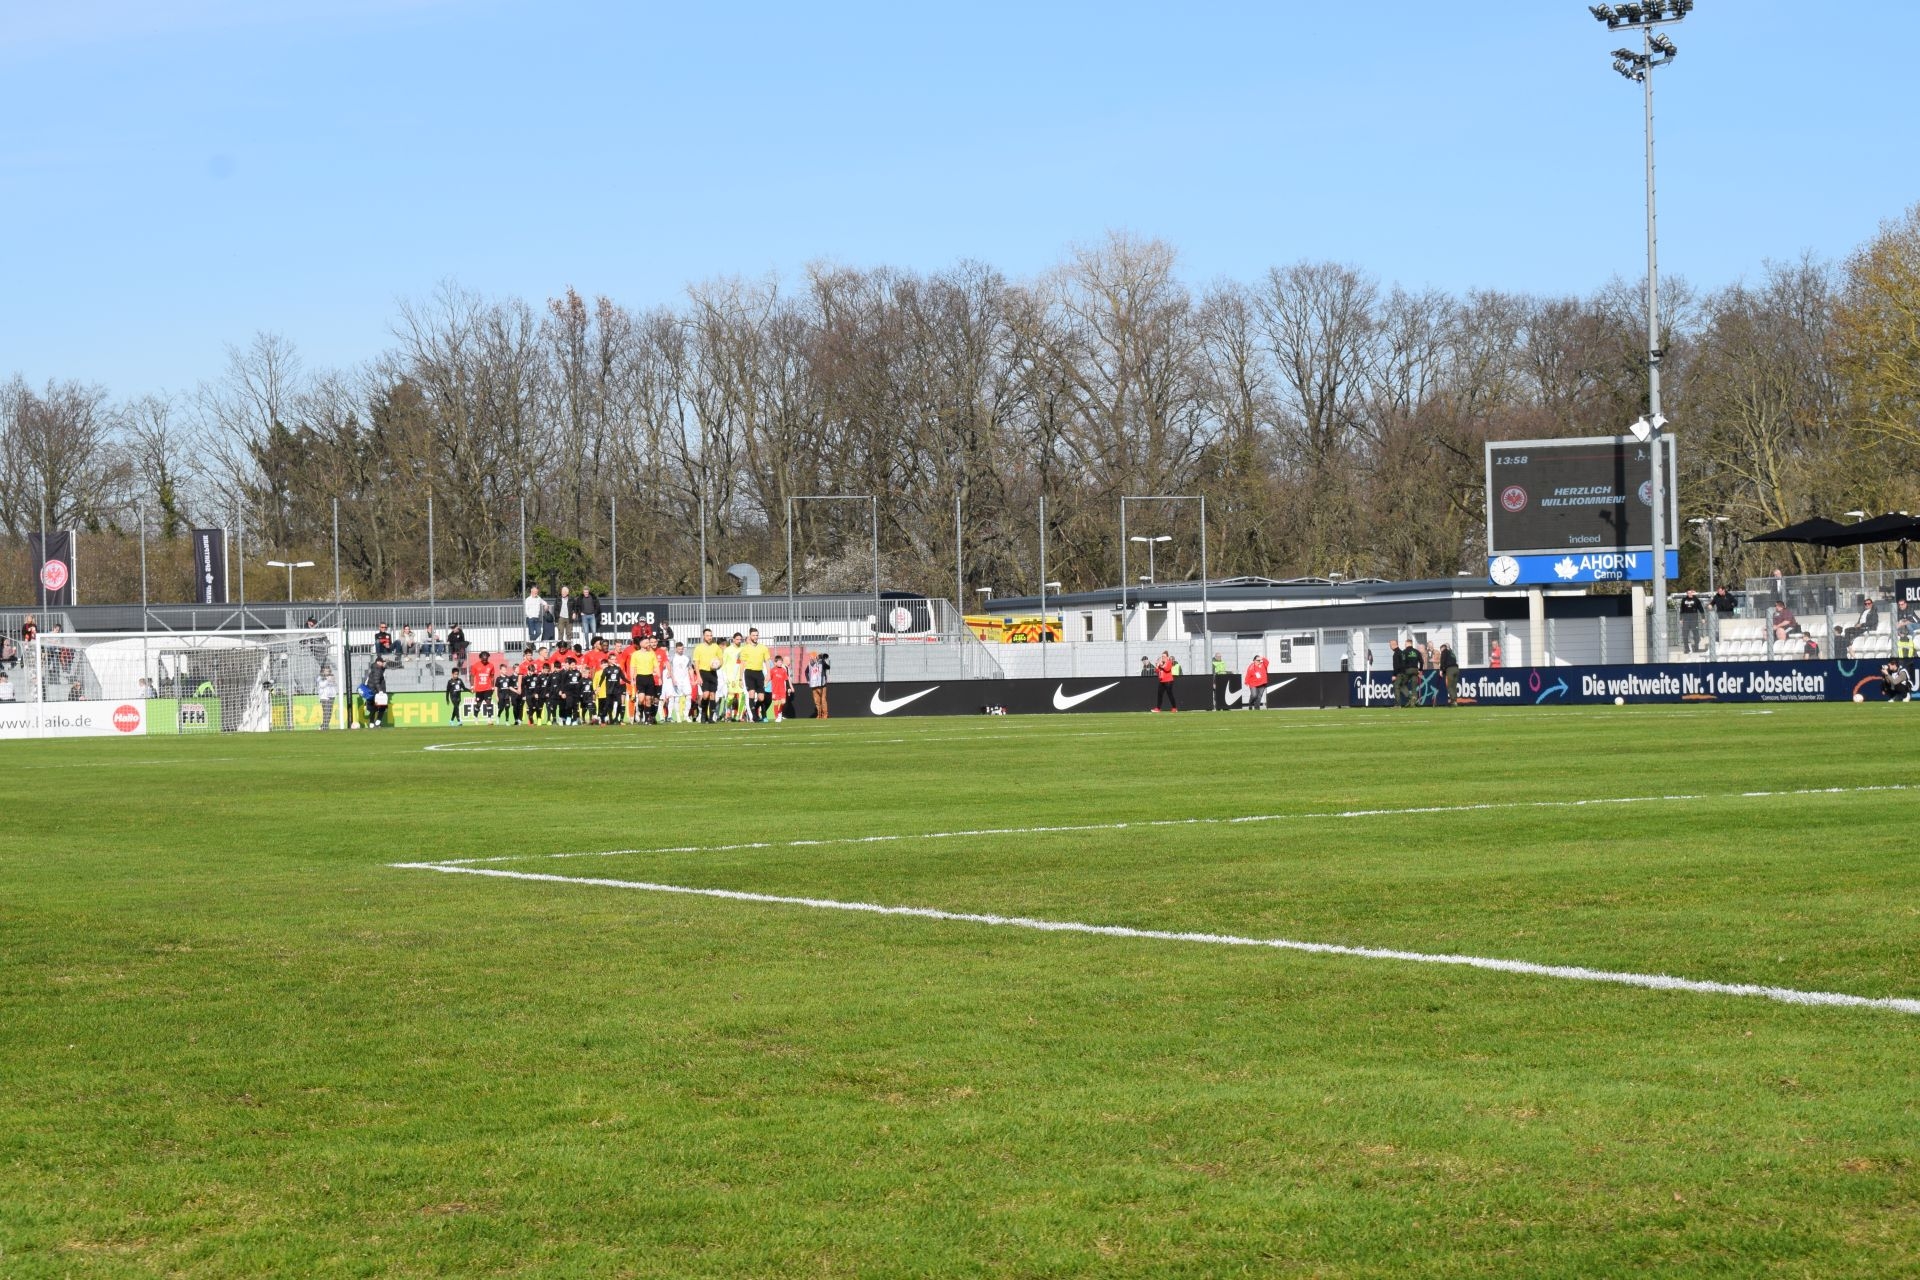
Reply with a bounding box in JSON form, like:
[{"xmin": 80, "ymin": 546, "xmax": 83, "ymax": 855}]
[
  {"xmin": 1130, "ymin": 534, "xmax": 1171, "ymax": 584},
  {"xmin": 1844, "ymin": 510, "xmax": 1869, "ymax": 590},
  {"xmin": 1040, "ymin": 581, "xmax": 1061, "ymax": 682},
  {"xmin": 1687, "ymin": 516, "xmax": 1728, "ymax": 594},
  {"xmin": 266, "ymin": 559, "xmax": 315, "ymax": 604},
  {"xmin": 1594, "ymin": 0, "xmax": 1689, "ymax": 660},
  {"xmin": 1121, "ymin": 497, "xmax": 1209, "ymax": 676},
  {"xmin": 787, "ymin": 495, "xmax": 879, "ymax": 683}
]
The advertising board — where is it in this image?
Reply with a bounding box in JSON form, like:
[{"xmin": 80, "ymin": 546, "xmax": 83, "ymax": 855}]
[
  {"xmin": 1485, "ymin": 435, "xmax": 1679, "ymax": 584},
  {"xmin": 1350, "ymin": 660, "xmax": 1897, "ymax": 707}
]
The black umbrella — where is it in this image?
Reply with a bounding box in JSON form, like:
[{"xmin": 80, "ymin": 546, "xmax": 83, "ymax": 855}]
[
  {"xmin": 1809, "ymin": 512, "xmax": 1920, "ymax": 548},
  {"xmin": 1747, "ymin": 516, "xmax": 1848, "ymax": 544}
]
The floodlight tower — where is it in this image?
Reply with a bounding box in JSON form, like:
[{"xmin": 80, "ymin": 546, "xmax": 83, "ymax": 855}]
[{"xmin": 1592, "ymin": 0, "xmax": 1690, "ymax": 659}]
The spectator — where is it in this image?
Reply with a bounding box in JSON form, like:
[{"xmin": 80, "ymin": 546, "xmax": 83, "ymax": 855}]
[
  {"xmin": 137, "ymin": 677, "xmax": 156, "ymax": 699},
  {"xmin": 401, "ymin": 625, "xmax": 418, "ymax": 659},
  {"xmin": 1438, "ymin": 641, "xmax": 1460, "ymax": 705},
  {"xmin": 0, "ymin": 631, "xmax": 16, "ymax": 669},
  {"xmin": 447, "ymin": 623, "xmax": 468, "ymax": 666},
  {"xmin": 1839, "ymin": 594, "xmax": 1880, "ymax": 656},
  {"xmin": 1678, "ymin": 589, "xmax": 1705, "ymax": 653},
  {"xmin": 1139, "ymin": 655, "xmax": 1155, "ymax": 678},
  {"xmin": 556, "ymin": 586, "xmax": 575, "ymax": 644},
  {"xmin": 1489, "ymin": 640, "xmax": 1502, "ymax": 669},
  {"xmin": 21, "ymin": 615, "xmax": 38, "ymax": 646},
  {"xmin": 374, "ymin": 623, "xmax": 398, "ymax": 664},
  {"xmin": 1211, "ymin": 653, "xmax": 1230, "ymax": 710},
  {"xmin": 0, "ymin": 671, "xmax": 14, "ymax": 702},
  {"xmin": 541, "ymin": 595, "xmax": 556, "ymax": 644},
  {"xmin": 67, "ymin": 679, "xmax": 84, "ymax": 701},
  {"xmin": 523, "ymin": 586, "xmax": 543, "ymax": 644},
  {"xmin": 1770, "ymin": 601, "xmax": 1801, "ymax": 641},
  {"xmin": 1899, "ymin": 611, "xmax": 1916, "ymax": 660},
  {"xmin": 423, "ymin": 624, "xmax": 442, "ymax": 657},
  {"xmin": 580, "ymin": 589, "xmax": 601, "ymax": 640},
  {"xmin": 1801, "ymin": 633, "xmax": 1821, "ymax": 660}
]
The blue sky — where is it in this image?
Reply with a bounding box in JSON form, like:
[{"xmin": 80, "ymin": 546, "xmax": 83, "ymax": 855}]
[{"xmin": 3, "ymin": 0, "xmax": 1915, "ymax": 397}]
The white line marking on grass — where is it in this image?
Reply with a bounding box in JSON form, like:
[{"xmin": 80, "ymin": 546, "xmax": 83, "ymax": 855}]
[
  {"xmin": 421, "ymin": 730, "xmax": 1121, "ymax": 754},
  {"xmin": 423, "ymin": 783, "xmax": 1919, "ymax": 866},
  {"xmin": 388, "ymin": 862, "xmax": 1920, "ymax": 1017}
]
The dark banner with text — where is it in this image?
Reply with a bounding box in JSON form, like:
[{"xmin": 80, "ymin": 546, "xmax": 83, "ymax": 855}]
[
  {"xmin": 29, "ymin": 530, "xmax": 75, "ymax": 607},
  {"xmin": 1349, "ymin": 659, "xmax": 1902, "ymax": 707},
  {"xmin": 191, "ymin": 528, "xmax": 229, "ymax": 604},
  {"xmin": 803, "ymin": 672, "xmax": 1348, "ymax": 719}
]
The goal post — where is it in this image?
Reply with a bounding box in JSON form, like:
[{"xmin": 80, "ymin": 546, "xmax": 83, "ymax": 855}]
[{"xmin": 9, "ymin": 628, "xmax": 350, "ymax": 736}]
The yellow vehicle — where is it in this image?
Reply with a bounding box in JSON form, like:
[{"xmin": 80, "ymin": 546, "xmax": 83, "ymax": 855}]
[{"xmin": 964, "ymin": 615, "xmax": 1062, "ymax": 644}]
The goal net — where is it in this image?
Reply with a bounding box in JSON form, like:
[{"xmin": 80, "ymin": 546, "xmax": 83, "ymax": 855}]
[{"xmin": 12, "ymin": 629, "xmax": 346, "ymax": 735}]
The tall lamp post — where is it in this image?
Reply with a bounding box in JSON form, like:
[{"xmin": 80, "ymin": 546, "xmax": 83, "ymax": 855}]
[
  {"xmin": 1593, "ymin": 0, "xmax": 1690, "ymax": 660},
  {"xmin": 1687, "ymin": 516, "xmax": 1728, "ymax": 594},
  {"xmin": 1129, "ymin": 534, "xmax": 1171, "ymax": 584},
  {"xmin": 1039, "ymin": 581, "xmax": 1062, "ymax": 682},
  {"xmin": 1843, "ymin": 510, "xmax": 1869, "ymax": 591},
  {"xmin": 787, "ymin": 495, "xmax": 879, "ymax": 684},
  {"xmin": 1121, "ymin": 497, "xmax": 1209, "ymax": 677},
  {"xmin": 266, "ymin": 559, "xmax": 315, "ymax": 604}
]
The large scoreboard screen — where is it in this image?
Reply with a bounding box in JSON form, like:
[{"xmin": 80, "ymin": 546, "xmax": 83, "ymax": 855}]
[{"xmin": 1483, "ymin": 435, "xmax": 1680, "ymax": 585}]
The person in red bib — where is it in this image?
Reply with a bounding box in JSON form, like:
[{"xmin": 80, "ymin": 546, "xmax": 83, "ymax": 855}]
[
  {"xmin": 1244, "ymin": 653, "xmax": 1269, "ymax": 711},
  {"xmin": 1154, "ymin": 651, "xmax": 1178, "ymax": 712}
]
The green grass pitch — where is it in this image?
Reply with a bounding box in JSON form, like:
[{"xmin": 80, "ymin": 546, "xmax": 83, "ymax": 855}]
[{"xmin": 4, "ymin": 704, "xmax": 1918, "ymax": 1277}]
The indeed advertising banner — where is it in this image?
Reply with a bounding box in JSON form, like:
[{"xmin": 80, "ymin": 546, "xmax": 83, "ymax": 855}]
[{"xmin": 1351, "ymin": 660, "xmax": 1896, "ymax": 707}]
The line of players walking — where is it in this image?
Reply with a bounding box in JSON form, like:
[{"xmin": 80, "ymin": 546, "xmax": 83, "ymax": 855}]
[{"xmin": 438, "ymin": 625, "xmax": 804, "ymax": 727}]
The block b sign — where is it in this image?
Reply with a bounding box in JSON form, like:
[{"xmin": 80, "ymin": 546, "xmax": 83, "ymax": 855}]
[{"xmin": 1485, "ymin": 435, "xmax": 1679, "ymax": 585}]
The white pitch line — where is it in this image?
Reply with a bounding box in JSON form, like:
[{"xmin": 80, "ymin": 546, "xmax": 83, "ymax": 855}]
[
  {"xmin": 389, "ymin": 862, "xmax": 1920, "ymax": 1017},
  {"xmin": 421, "ymin": 782, "xmax": 1919, "ymax": 866},
  {"xmin": 421, "ymin": 729, "xmax": 1121, "ymax": 754}
]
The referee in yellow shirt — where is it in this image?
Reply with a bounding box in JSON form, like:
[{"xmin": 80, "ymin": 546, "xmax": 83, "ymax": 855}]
[
  {"xmin": 691, "ymin": 627, "xmax": 724, "ymax": 724},
  {"xmin": 740, "ymin": 627, "xmax": 771, "ymax": 722}
]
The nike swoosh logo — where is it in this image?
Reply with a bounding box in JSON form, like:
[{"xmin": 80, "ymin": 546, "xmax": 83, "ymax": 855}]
[
  {"xmin": 1268, "ymin": 678, "xmax": 1295, "ymax": 693},
  {"xmin": 1052, "ymin": 682, "xmax": 1119, "ymax": 711},
  {"xmin": 1223, "ymin": 683, "xmax": 1248, "ymax": 705},
  {"xmin": 869, "ymin": 687, "xmax": 940, "ymax": 716}
]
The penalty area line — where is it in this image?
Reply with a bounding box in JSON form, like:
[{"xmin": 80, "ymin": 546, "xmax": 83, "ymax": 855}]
[{"xmin": 388, "ymin": 861, "xmax": 1920, "ymax": 1018}]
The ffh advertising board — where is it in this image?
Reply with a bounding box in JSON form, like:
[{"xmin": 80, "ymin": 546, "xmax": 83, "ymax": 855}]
[{"xmin": 1484, "ymin": 435, "xmax": 1680, "ymax": 586}]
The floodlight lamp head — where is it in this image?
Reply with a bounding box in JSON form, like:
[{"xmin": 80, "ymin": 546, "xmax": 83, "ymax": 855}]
[
  {"xmin": 1650, "ymin": 412, "xmax": 1668, "ymax": 430},
  {"xmin": 1589, "ymin": 3, "xmax": 1617, "ymax": 22},
  {"xmin": 1617, "ymin": 3, "xmax": 1644, "ymax": 21},
  {"xmin": 1629, "ymin": 417, "xmax": 1653, "ymax": 442}
]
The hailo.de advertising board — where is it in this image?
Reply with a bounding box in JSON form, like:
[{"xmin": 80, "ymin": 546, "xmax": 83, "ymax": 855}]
[{"xmin": 1484, "ymin": 435, "xmax": 1679, "ymax": 587}]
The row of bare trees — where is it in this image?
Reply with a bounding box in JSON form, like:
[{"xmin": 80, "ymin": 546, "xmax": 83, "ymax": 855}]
[{"xmin": 6, "ymin": 213, "xmax": 1919, "ymax": 607}]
